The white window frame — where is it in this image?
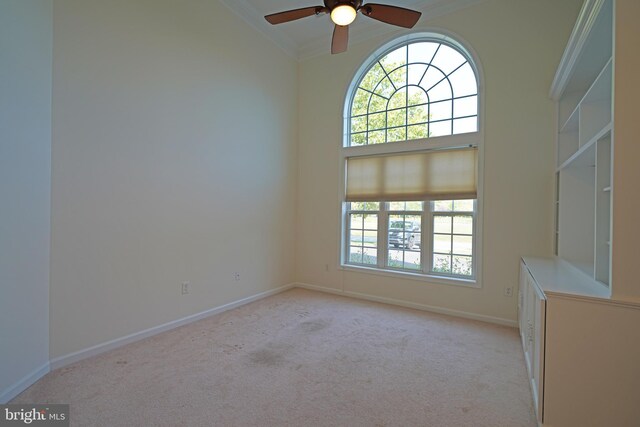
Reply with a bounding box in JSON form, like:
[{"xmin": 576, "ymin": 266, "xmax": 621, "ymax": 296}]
[{"xmin": 338, "ymin": 31, "xmax": 484, "ymax": 288}]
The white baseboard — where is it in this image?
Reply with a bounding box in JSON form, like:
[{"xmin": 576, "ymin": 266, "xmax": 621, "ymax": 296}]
[
  {"xmin": 294, "ymin": 282, "xmax": 518, "ymax": 328},
  {"xmin": 50, "ymin": 284, "xmax": 295, "ymax": 370},
  {"xmin": 0, "ymin": 362, "xmax": 50, "ymax": 404}
]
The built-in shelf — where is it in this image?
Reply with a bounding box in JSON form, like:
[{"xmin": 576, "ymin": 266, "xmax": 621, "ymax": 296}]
[
  {"xmin": 558, "ymin": 120, "xmax": 611, "ymax": 172},
  {"xmin": 552, "ymin": 0, "xmax": 613, "ymax": 289},
  {"xmin": 523, "ymin": 257, "xmax": 610, "ymax": 300},
  {"xmin": 560, "ymin": 108, "xmax": 579, "ymax": 133}
]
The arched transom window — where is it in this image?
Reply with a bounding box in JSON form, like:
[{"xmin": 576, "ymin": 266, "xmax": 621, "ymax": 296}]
[{"xmin": 348, "ymin": 40, "xmax": 478, "ymax": 146}]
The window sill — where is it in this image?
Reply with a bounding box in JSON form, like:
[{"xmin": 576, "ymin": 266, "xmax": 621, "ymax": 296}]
[{"xmin": 339, "ymin": 264, "xmax": 480, "ymax": 289}]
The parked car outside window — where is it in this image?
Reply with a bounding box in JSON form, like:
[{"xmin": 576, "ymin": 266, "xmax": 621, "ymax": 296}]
[{"xmin": 388, "ymin": 220, "xmax": 421, "ymax": 249}]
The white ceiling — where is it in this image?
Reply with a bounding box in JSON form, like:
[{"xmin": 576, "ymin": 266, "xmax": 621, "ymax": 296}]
[{"xmin": 218, "ymin": 0, "xmax": 487, "ymax": 60}]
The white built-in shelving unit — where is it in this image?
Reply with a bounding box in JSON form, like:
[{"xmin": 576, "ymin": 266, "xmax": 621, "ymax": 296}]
[
  {"xmin": 519, "ymin": 1, "xmax": 640, "ymax": 425},
  {"xmin": 553, "ymin": 0, "xmax": 613, "ymax": 287}
]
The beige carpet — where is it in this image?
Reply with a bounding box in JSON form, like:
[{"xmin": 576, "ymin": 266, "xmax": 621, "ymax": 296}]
[{"xmin": 13, "ymin": 288, "xmax": 535, "ymax": 426}]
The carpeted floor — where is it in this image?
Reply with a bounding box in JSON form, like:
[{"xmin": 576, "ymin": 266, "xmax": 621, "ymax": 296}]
[{"xmin": 12, "ymin": 288, "xmax": 535, "ymax": 426}]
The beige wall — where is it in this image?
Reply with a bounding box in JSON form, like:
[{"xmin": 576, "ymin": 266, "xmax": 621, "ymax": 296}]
[
  {"xmin": 296, "ymin": 0, "xmax": 583, "ymax": 323},
  {"xmin": 50, "ymin": 0, "xmax": 298, "ymax": 359},
  {"xmin": 0, "ymin": 0, "xmax": 52, "ymax": 402},
  {"xmin": 611, "ymin": 0, "xmax": 640, "ymax": 301}
]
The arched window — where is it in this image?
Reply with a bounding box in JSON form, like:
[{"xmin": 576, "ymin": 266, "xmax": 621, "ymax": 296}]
[
  {"xmin": 347, "ymin": 37, "xmax": 478, "ymax": 146},
  {"xmin": 341, "ymin": 33, "xmax": 482, "ymax": 284}
]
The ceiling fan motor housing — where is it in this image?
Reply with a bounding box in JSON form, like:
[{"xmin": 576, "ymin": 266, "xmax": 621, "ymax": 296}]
[{"xmin": 324, "ymin": 0, "xmax": 363, "ymax": 12}]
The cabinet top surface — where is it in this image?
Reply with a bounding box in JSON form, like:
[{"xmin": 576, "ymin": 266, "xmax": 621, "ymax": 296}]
[{"xmin": 522, "ymin": 256, "xmax": 611, "ymax": 299}]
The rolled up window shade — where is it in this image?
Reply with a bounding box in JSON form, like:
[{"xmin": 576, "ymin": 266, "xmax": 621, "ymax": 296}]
[{"xmin": 345, "ymin": 147, "xmax": 477, "ymax": 201}]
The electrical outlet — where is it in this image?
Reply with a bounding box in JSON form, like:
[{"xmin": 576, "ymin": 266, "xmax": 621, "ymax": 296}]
[
  {"xmin": 233, "ymin": 272, "xmax": 240, "ymax": 281},
  {"xmin": 181, "ymin": 282, "xmax": 190, "ymax": 295},
  {"xmin": 504, "ymin": 286, "xmax": 513, "ymax": 297}
]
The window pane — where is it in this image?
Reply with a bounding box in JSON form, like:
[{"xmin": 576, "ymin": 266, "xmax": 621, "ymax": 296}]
[
  {"xmin": 360, "ymin": 62, "xmax": 387, "ymax": 92},
  {"xmin": 453, "ymin": 200, "xmax": 473, "ymax": 211},
  {"xmin": 380, "ymin": 46, "xmax": 407, "ymax": 73},
  {"xmin": 350, "ymin": 230, "xmax": 363, "ymax": 246},
  {"xmin": 408, "ymin": 42, "xmax": 439, "ymax": 65},
  {"xmin": 407, "ymin": 86, "xmax": 428, "ymax": 106},
  {"xmin": 350, "ymin": 202, "xmax": 380, "ymax": 211},
  {"xmin": 388, "ymin": 88, "xmax": 407, "ymax": 109},
  {"xmin": 453, "ymin": 117, "xmax": 478, "ymax": 134},
  {"xmin": 407, "ymin": 105, "xmax": 428, "ymax": 125},
  {"xmin": 427, "ymin": 79, "xmax": 452, "ymax": 102},
  {"xmin": 434, "ymin": 234, "xmax": 452, "ymax": 254},
  {"xmin": 350, "ymin": 214, "xmax": 363, "ymax": 229},
  {"xmin": 453, "ymin": 215, "xmax": 473, "ymax": 235},
  {"xmin": 387, "ymin": 109, "xmax": 406, "ymax": 127},
  {"xmin": 430, "ymin": 100, "xmax": 453, "ymax": 122},
  {"xmin": 368, "ymin": 112, "xmax": 386, "ymax": 131},
  {"xmin": 388, "ymin": 66, "xmax": 407, "ymax": 89},
  {"xmin": 433, "ymin": 200, "xmax": 453, "ymax": 211},
  {"xmin": 431, "ymin": 45, "xmax": 466, "ymax": 75},
  {"xmin": 363, "ymin": 214, "xmax": 378, "ymax": 230},
  {"xmin": 350, "ymin": 132, "xmax": 366, "ymax": 146},
  {"xmin": 363, "ymin": 229, "xmax": 378, "ymax": 247},
  {"xmin": 388, "ymin": 214, "xmax": 421, "ymax": 249},
  {"xmin": 351, "ymin": 116, "xmax": 367, "ymax": 133},
  {"xmin": 369, "ymin": 94, "xmax": 387, "ymax": 113},
  {"xmin": 373, "ymin": 76, "xmax": 395, "ymax": 98},
  {"xmin": 388, "ymin": 201, "xmax": 404, "ymax": 211},
  {"xmin": 428, "ymin": 120, "xmax": 452, "ymax": 137},
  {"xmin": 449, "ymin": 63, "xmax": 477, "ymax": 98},
  {"xmin": 407, "ymin": 63, "xmax": 428, "ymax": 86},
  {"xmin": 351, "ymin": 89, "xmax": 370, "ymax": 116},
  {"xmin": 387, "ymin": 127, "xmax": 407, "ymax": 143},
  {"xmin": 389, "ymin": 201, "xmax": 423, "ymax": 211},
  {"xmin": 349, "ymin": 248, "xmax": 363, "ymax": 264},
  {"xmin": 362, "ymin": 247, "xmax": 378, "ymax": 265},
  {"xmin": 368, "ymin": 130, "xmax": 385, "ymax": 144},
  {"xmin": 433, "ymin": 254, "xmax": 451, "ymax": 273},
  {"xmin": 434, "ymin": 215, "xmax": 452, "ymax": 233},
  {"xmin": 452, "ymin": 235, "xmax": 473, "ymax": 255},
  {"xmin": 407, "ymin": 124, "xmax": 429, "ymax": 140},
  {"xmin": 419, "ymin": 66, "xmax": 445, "ymax": 93},
  {"xmin": 388, "ymin": 248, "xmax": 421, "ymax": 270},
  {"xmin": 454, "ymin": 95, "xmax": 478, "ymax": 118},
  {"xmin": 452, "ymin": 256, "xmax": 472, "ymax": 276}
]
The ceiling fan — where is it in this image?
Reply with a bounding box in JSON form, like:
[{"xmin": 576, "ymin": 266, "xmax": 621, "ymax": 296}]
[{"xmin": 264, "ymin": 1, "xmax": 422, "ymax": 54}]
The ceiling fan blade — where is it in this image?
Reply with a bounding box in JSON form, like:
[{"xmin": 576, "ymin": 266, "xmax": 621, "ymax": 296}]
[
  {"xmin": 360, "ymin": 3, "xmax": 422, "ymax": 28},
  {"xmin": 331, "ymin": 24, "xmax": 349, "ymax": 54},
  {"xmin": 265, "ymin": 6, "xmax": 324, "ymax": 25}
]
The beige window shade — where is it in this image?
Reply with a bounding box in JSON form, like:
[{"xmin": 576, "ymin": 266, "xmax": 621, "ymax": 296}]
[{"xmin": 345, "ymin": 147, "xmax": 478, "ymax": 202}]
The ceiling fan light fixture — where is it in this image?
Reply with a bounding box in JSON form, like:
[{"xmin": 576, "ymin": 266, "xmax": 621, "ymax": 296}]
[{"xmin": 331, "ymin": 4, "xmax": 357, "ymax": 26}]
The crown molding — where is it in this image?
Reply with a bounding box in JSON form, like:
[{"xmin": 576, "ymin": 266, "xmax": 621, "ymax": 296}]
[{"xmin": 549, "ymin": 0, "xmax": 606, "ymax": 100}]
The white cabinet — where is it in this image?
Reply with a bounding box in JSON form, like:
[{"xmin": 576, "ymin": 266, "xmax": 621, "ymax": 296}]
[
  {"xmin": 519, "ymin": 257, "xmax": 640, "ymax": 426},
  {"xmin": 519, "ymin": 261, "xmax": 545, "ymax": 422}
]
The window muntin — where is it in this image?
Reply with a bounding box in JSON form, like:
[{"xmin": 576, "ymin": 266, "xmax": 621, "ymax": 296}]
[
  {"xmin": 347, "ymin": 202, "xmax": 380, "ymax": 266},
  {"xmin": 430, "ymin": 200, "xmax": 475, "ymax": 277},
  {"xmin": 387, "ymin": 207, "xmax": 422, "ymax": 271},
  {"xmin": 345, "ymin": 200, "xmax": 476, "ymax": 279},
  {"xmin": 348, "ymin": 41, "xmax": 478, "ymax": 147}
]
